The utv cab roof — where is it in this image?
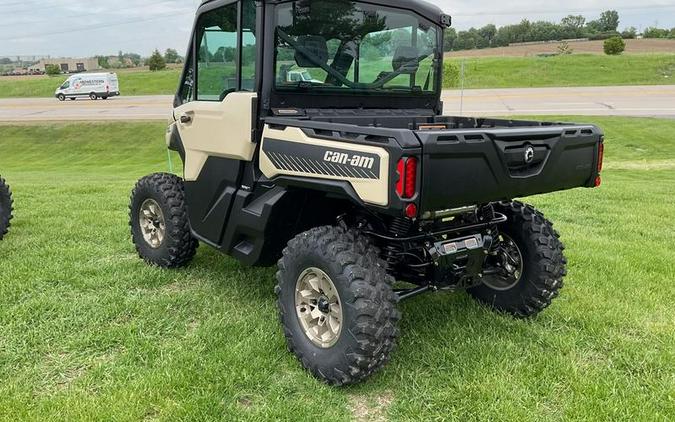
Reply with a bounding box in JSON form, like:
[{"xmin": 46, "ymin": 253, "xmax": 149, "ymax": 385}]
[{"xmin": 199, "ymin": 0, "xmax": 450, "ymax": 27}]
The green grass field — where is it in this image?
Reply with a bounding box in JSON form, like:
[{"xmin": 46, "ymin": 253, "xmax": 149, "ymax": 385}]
[
  {"xmin": 0, "ymin": 117, "xmax": 673, "ymax": 421},
  {"xmin": 0, "ymin": 68, "xmax": 182, "ymax": 98},
  {"xmin": 2, "ymin": 53, "xmax": 674, "ymax": 99},
  {"xmin": 446, "ymin": 54, "xmax": 675, "ymax": 89}
]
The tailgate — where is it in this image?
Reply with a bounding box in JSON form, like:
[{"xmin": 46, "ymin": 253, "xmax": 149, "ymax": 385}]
[{"xmin": 416, "ymin": 125, "xmax": 602, "ymax": 211}]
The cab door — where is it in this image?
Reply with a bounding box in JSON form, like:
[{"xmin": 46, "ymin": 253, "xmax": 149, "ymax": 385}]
[{"xmin": 174, "ymin": 0, "xmax": 258, "ymax": 246}]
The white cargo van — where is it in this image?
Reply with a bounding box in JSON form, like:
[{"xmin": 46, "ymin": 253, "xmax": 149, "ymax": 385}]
[
  {"xmin": 55, "ymin": 73, "xmax": 120, "ymax": 101},
  {"xmin": 286, "ymin": 69, "xmax": 323, "ymax": 84}
]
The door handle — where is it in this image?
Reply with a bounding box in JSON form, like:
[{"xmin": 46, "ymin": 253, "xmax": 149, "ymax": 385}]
[{"xmin": 180, "ymin": 114, "xmax": 192, "ymax": 124}]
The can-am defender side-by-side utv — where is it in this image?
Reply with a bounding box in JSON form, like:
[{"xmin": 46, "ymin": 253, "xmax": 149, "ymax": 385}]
[
  {"xmin": 129, "ymin": 0, "xmax": 604, "ymax": 385},
  {"xmin": 0, "ymin": 176, "xmax": 13, "ymax": 240}
]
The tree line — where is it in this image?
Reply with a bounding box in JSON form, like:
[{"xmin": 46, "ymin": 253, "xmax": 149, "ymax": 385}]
[
  {"xmin": 444, "ymin": 10, "xmax": 675, "ymax": 52},
  {"xmin": 96, "ymin": 49, "xmax": 183, "ymax": 70}
]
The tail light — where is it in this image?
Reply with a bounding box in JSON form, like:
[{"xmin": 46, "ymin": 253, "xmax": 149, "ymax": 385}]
[
  {"xmin": 396, "ymin": 157, "xmax": 418, "ymax": 199},
  {"xmin": 396, "ymin": 159, "xmax": 405, "ymax": 197},
  {"xmin": 595, "ymin": 139, "xmax": 604, "ymax": 187},
  {"xmin": 404, "ymin": 203, "xmax": 418, "ymax": 218},
  {"xmin": 404, "ymin": 157, "xmax": 417, "ymax": 198}
]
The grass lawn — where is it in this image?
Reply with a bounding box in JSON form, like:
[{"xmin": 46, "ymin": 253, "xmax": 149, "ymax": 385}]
[
  {"xmin": 0, "ymin": 117, "xmax": 673, "ymax": 420},
  {"xmin": 447, "ymin": 54, "xmax": 675, "ymax": 89}
]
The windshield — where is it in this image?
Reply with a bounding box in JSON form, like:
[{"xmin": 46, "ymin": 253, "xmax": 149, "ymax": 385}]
[{"xmin": 274, "ymin": 0, "xmax": 441, "ymax": 95}]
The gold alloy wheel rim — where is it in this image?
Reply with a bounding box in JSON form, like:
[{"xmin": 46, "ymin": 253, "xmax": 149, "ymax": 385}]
[
  {"xmin": 295, "ymin": 267, "xmax": 343, "ymax": 348},
  {"xmin": 139, "ymin": 198, "xmax": 166, "ymax": 249}
]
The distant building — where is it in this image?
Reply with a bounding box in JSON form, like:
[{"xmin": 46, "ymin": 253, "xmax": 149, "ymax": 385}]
[
  {"xmin": 28, "ymin": 57, "xmax": 100, "ymax": 73},
  {"xmin": 106, "ymin": 56, "xmax": 135, "ymax": 68}
]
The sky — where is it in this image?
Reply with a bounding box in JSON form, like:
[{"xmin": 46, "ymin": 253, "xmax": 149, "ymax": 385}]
[{"xmin": 1, "ymin": 0, "xmax": 674, "ymax": 58}]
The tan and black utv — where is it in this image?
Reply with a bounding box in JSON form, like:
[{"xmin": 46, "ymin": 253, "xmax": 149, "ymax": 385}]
[
  {"xmin": 129, "ymin": 0, "xmax": 604, "ymax": 385},
  {"xmin": 0, "ymin": 176, "xmax": 13, "ymax": 240}
]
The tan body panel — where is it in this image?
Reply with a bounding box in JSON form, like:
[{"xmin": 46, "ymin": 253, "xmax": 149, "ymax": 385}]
[
  {"xmin": 260, "ymin": 125, "xmax": 390, "ymax": 206},
  {"xmin": 174, "ymin": 92, "xmax": 257, "ymax": 181}
]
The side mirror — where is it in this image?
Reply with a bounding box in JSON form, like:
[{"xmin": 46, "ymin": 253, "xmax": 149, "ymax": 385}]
[
  {"xmin": 179, "ymin": 68, "xmax": 194, "ymax": 104},
  {"xmin": 294, "ymin": 35, "xmax": 328, "ymax": 68},
  {"xmin": 392, "ymin": 46, "xmax": 420, "ymax": 73},
  {"xmin": 185, "ymin": 69, "xmax": 194, "ymax": 87}
]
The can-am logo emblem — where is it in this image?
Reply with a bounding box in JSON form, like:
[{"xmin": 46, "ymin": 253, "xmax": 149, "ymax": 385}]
[
  {"xmin": 324, "ymin": 151, "xmax": 375, "ymax": 170},
  {"xmin": 524, "ymin": 146, "xmax": 535, "ymax": 163}
]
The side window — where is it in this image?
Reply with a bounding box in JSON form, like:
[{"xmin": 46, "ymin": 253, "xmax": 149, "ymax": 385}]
[
  {"xmin": 240, "ymin": 0, "xmax": 257, "ymax": 92},
  {"xmin": 197, "ymin": 3, "xmax": 238, "ymax": 101},
  {"xmin": 178, "ymin": 55, "xmax": 194, "ymax": 104}
]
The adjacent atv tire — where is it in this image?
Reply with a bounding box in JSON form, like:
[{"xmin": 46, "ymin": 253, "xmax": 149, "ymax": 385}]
[
  {"xmin": 0, "ymin": 176, "xmax": 13, "ymax": 240},
  {"xmin": 129, "ymin": 173, "xmax": 198, "ymax": 268},
  {"xmin": 468, "ymin": 201, "xmax": 567, "ymax": 318},
  {"xmin": 276, "ymin": 226, "xmax": 400, "ymax": 385}
]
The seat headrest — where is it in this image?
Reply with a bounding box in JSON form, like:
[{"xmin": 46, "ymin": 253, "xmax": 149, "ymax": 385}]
[
  {"xmin": 392, "ymin": 46, "xmax": 420, "ymax": 73},
  {"xmin": 295, "ymin": 35, "xmax": 329, "ymax": 68}
]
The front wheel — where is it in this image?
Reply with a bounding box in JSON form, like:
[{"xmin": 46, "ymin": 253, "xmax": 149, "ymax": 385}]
[
  {"xmin": 129, "ymin": 173, "xmax": 198, "ymax": 268},
  {"xmin": 57, "ymin": 94, "xmax": 65, "ymax": 101},
  {"xmin": 468, "ymin": 201, "xmax": 567, "ymax": 318},
  {"xmin": 276, "ymin": 226, "xmax": 400, "ymax": 386},
  {"xmin": 89, "ymin": 92, "xmax": 97, "ymax": 100},
  {"xmin": 0, "ymin": 176, "xmax": 13, "ymax": 240}
]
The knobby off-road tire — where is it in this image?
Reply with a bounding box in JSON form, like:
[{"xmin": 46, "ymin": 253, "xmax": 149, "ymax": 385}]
[
  {"xmin": 0, "ymin": 176, "xmax": 13, "ymax": 240},
  {"xmin": 276, "ymin": 226, "xmax": 400, "ymax": 386},
  {"xmin": 129, "ymin": 173, "xmax": 197, "ymax": 268},
  {"xmin": 468, "ymin": 201, "xmax": 567, "ymax": 318}
]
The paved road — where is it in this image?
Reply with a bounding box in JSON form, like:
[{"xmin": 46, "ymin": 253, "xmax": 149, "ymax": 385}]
[
  {"xmin": 1, "ymin": 85, "xmax": 674, "ymax": 122},
  {"xmin": 0, "ymin": 95, "xmax": 174, "ymax": 122},
  {"xmin": 442, "ymin": 85, "xmax": 675, "ymax": 118}
]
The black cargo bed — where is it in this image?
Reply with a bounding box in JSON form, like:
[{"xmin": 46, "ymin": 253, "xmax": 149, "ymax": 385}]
[{"xmin": 415, "ymin": 119, "xmax": 603, "ymax": 211}]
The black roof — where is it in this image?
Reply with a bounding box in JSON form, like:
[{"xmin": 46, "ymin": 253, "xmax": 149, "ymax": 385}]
[{"xmin": 200, "ymin": 0, "xmax": 448, "ymax": 26}]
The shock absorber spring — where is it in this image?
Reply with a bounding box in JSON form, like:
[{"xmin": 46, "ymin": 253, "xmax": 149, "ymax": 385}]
[
  {"xmin": 388, "ymin": 216, "xmax": 413, "ymax": 237},
  {"xmin": 383, "ymin": 217, "xmax": 413, "ymax": 270}
]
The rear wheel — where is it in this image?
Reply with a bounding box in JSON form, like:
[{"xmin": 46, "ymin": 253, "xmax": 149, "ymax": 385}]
[
  {"xmin": 276, "ymin": 226, "xmax": 400, "ymax": 385},
  {"xmin": 57, "ymin": 94, "xmax": 66, "ymax": 101},
  {"xmin": 0, "ymin": 176, "xmax": 13, "ymax": 240},
  {"xmin": 129, "ymin": 173, "xmax": 198, "ymax": 268},
  {"xmin": 89, "ymin": 92, "xmax": 97, "ymax": 100},
  {"xmin": 468, "ymin": 201, "xmax": 566, "ymax": 317}
]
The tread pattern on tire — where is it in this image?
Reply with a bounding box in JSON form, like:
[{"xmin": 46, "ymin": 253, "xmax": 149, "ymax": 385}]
[
  {"xmin": 129, "ymin": 173, "xmax": 197, "ymax": 268},
  {"xmin": 0, "ymin": 177, "xmax": 13, "ymax": 240},
  {"xmin": 469, "ymin": 200, "xmax": 567, "ymax": 318},
  {"xmin": 276, "ymin": 226, "xmax": 400, "ymax": 386}
]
